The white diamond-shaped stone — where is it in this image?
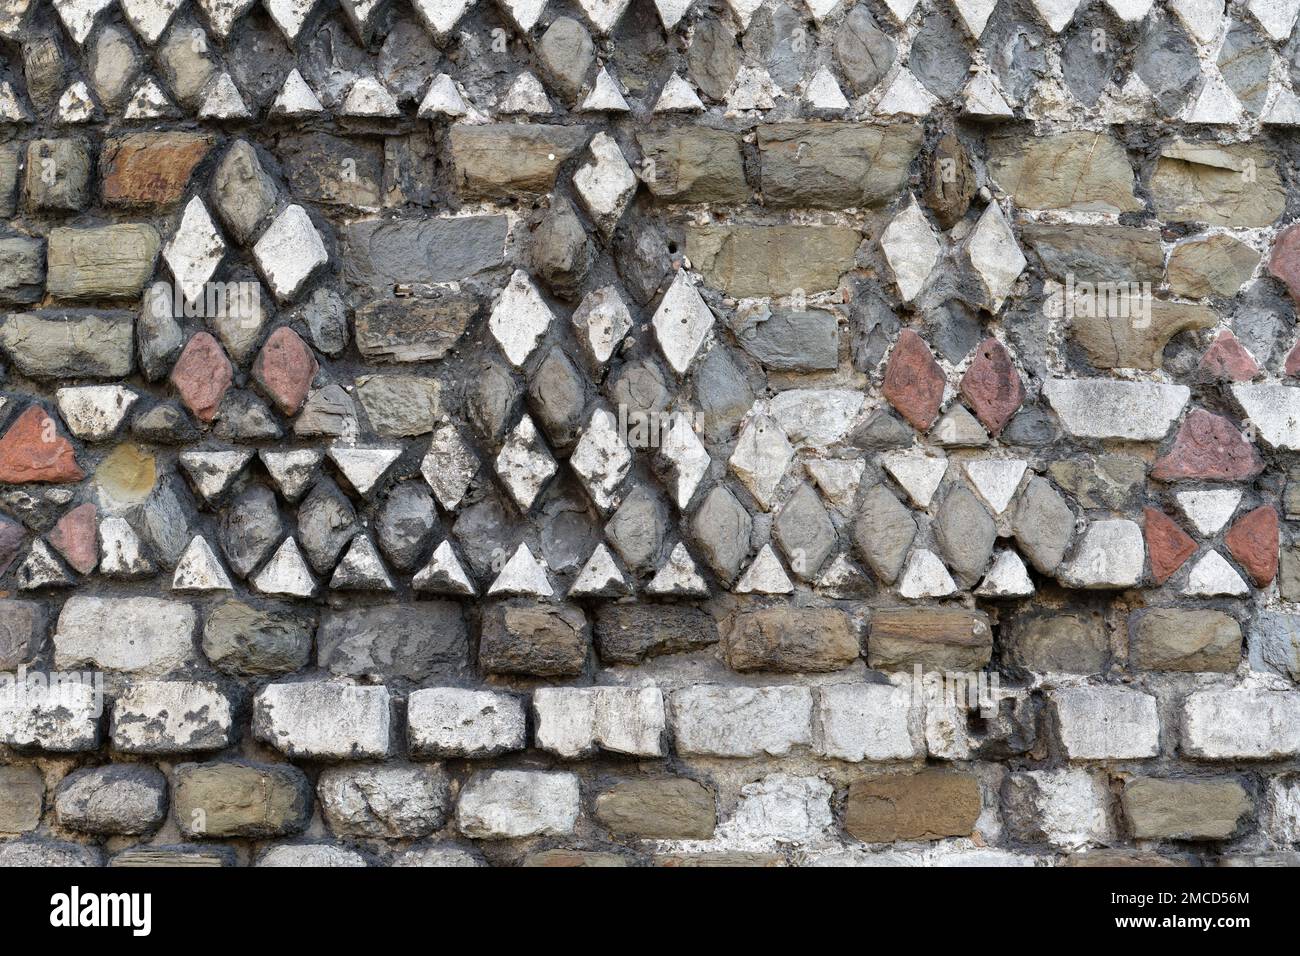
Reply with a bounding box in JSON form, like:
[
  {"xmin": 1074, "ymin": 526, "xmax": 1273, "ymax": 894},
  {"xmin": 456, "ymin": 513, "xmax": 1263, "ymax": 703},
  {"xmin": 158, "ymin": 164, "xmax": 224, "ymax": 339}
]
[
  {"xmin": 898, "ymin": 549, "xmax": 957, "ymax": 599},
  {"xmin": 165, "ymin": 197, "xmax": 226, "ymax": 306},
  {"xmin": 569, "ymin": 543, "xmax": 631, "ymax": 597},
  {"xmin": 121, "ymin": 0, "xmax": 183, "ymax": 43},
  {"xmin": 880, "ymin": 198, "xmax": 939, "ymax": 302},
  {"xmin": 729, "ymin": 413, "xmax": 794, "ymax": 511},
  {"xmin": 726, "ymin": 65, "xmax": 777, "ymax": 111},
  {"xmin": 498, "ymin": 72, "xmax": 551, "ymax": 114},
  {"xmin": 573, "ymin": 132, "xmax": 636, "ymax": 235},
  {"xmin": 339, "ymin": 0, "xmax": 385, "ymax": 34},
  {"xmin": 419, "ymin": 73, "xmax": 469, "ymax": 118},
  {"xmin": 53, "ymin": 0, "xmax": 113, "ymax": 43},
  {"xmin": 499, "ymin": 0, "xmax": 548, "ymax": 30},
  {"xmin": 271, "ymin": 69, "xmax": 324, "ymax": 116},
  {"xmin": 1263, "ymin": 83, "xmax": 1300, "ymax": 125},
  {"xmin": 572, "ymin": 286, "xmax": 632, "ymax": 365},
  {"xmin": 652, "ymin": 271, "xmax": 714, "ymax": 375},
  {"xmin": 646, "ymin": 542, "xmax": 708, "ymax": 596},
  {"xmin": 253, "ymin": 205, "xmax": 328, "ymax": 302},
  {"xmin": 976, "ymin": 550, "xmax": 1035, "ymax": 597},
  {"xmin": 56, "ymin": 82, "xmax": 95, "ymax": 124},
  {"xmin": 173, "ymin": 536, "xmax": 233, "ymax": 592},
  {"xmin": 1185, "ymin": 70, "xmax": 1243, "ymax": 125},
  {"xmin": 805, "ymin": 0, "xmax": 842, "ymax": 22},
  {"xmin": 1169, "ymin": 0, "xmax": 1222, "ymax": 43},
  {"xmin": 412, "ymin": 0, "xmax": 475, "ymax": 35},
  {"xmin": 582, "ymin": 67, "xmax": 631, "ymax": 112},
  {"xmin": 964, "ymin": 459, "xmax": 1027, "ymax": 515},
  {"xmin": 328, "ymin": 445, "xmax": 402, "ymax": 495},
  {"xmin": 124, "ymin": 76, "xmax": 173, "ymax": 118},
  {"xmin": 654, "ymin": 72, "xmax": 703, "ymax": 112},
  {"xmin": 966, "ymin": 201, "xmax": 1025, "ymax": 311},
  {"xmin": 198, "ymin": 72, "xmax": 252, "ymax": 119},
  {"xmin": 343, "ymin": 76, "xmax": 400, "ymax": 116},
  {"xmin": 1104, "ymin": 0, "xmax": 1153, "ymax": 20},
  {"xmin": 1057, "ymin": 519, "xmax": 1145, "ymax": 589},
  {"xmin": 805, "ymin": 459, "xmax": 864, "ymax": 511},
  {"xmin": 56, "ymin": 386, "xmax": 137, "ymax": 441},
  {"xmin": 735, "ymin": 544, "xmax": 794, "ymax": 594},
  {"xmin": 252, "ymin": 537, "xmax": 317, "ymax": 598},
  {"xmin": 260, "ymin": 449, "xmax": 324, "ymax": 503},
  {"xmin": 496, "ymin": 415, "xmax": 557, "ymax": 511},
  {"xmin": 198, "ymin": 0, "xmax": 258, "ymax": 37},
  {"xmin": 489, "ymin": 270, "xmax": 554, "ymax": 368},
  {"xmin": 882, "ymin": 450, "xmax": 948, "ymax": 508},
  {"xmin": 1248, "ymin": 0, "xmax": 1300, "ymax": 40},
  {"xmin": 654, "ymin": 0, "xmax": 692, "ymax": 28},
  {"xmin": 421, "ymin": 424, "xmax": 478, "ymax": 511},
  {"xmin": 571, "ymin": 409, "xmax": 632, "ymax": 513},
  {"xmin": 1184, "ymin": 550, "xmax": 1249, "ymax": 596},
  {"xmin": 1176, "ymin": 488, "xmax": 1242, "ymax": 536},
  {"xmin": 0, "ymin": 82, "xmax": 31, "ymax": 122},
  {"xmin": 99, "ymin": 516, "xmax": 153, "ymax": 579},
  {"xmin": 724, "ymin": 0, "xmax": 764, "ymax": 28},
  {"xmin": 577, "ymin": 0, "xmax": 631, "ymax": 33},
  {"xmin": 19, "ymin": 540, "xmax": 74, "ymax": 590},
  {"xmin": 488, "ymin": 543, "xmax": 553, "ymax": 597},
  {"xmin": 875, "ymin": 68, "xmax": 937, "ymax": 116},
  {"xmin": 413, "ymin": 539, "xmax": 478, "ymax": 595},
  {"xmin": 1028, "ymin": 0, "xmax": 1079, "ymax": 30},
  {"xmin": 331, "ymin": 535, "xmax": 394, "ymax": 591},
  {"xmin": 805, "ymin": 66, "xmax": 849, "ymax": 111},
  {"xmin": 658, "ymin": 411, "xmax": 710, "ymax": 509},
  {"xmin": 179, "ymin": 450, "xmax": 254, "ymax": 505},
  {"xmin": 963, "ymin": 71, "xmax": 1014, "ymax": 118},
  {"xmin": 265, "ymin": 0, "xmax": 316, "ymax": 41}
]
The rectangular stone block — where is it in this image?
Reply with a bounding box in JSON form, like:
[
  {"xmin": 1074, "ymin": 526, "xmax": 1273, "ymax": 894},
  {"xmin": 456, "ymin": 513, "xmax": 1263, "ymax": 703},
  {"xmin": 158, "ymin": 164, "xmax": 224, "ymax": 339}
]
[
  {"xmin": 0, "ymin": 764, "xmax": 44, "ymax": 833},
  {"xmin": 0, "ymin": 599, "xmax": 45, "ymax": 671},
  {"xmin": 1129, "ymin": 608, "xmax": 1242, "ymax": 672},
  {"xmin": 317, "ymin": 603, "xmax": 468, "ymax": 682},
  {"xmin": 532, "ymin": 686, "xmax": 666, "ymax": 758},
  {"xmin": 353, "ymin": 290, "xmax": 478, "ymax": 362},
  {"xmin": 0, "ymin": 236, "xmax": 44, "ymax": 305},
  {"xmin": 594, "ymin": 604, "xmax": 718, "ymax": 664},
  {"xmin": 0, "ymin": 676, "xmax": 100, "ymax": 751},
  {"xmin": 341, "ymin": 216, "xmax": 508, "ymax": 291},
  {"xmin": 1052, "ymin": 687, "xmax": 1160, "ymax": 760},
  {"xmin": 757, "ymin": 122, "xmax": 921, "ymax": 209},
  {"xmin": 1182, "ymin": 688, "xmax": 1300, "ymax": 760},
  {"xmin": 479, "ymin": 603, "xmax": 589, "ymax": 677},
  {"xmin": 636, "ymin": 127, "xmax": 748, "ymax": 203},
  {"xmin": 1122, "ymin": 777, "xmax": 1252, "ymax": 841},
  {"xmin": 407, "ymin": 687, "xmax": 527, "ymax": 758},
  {"xmin": 845, "ymin": 770, "xmax": 981, "ymax": 843},
  {"xmin": 100, "ymin": 131, "xmax": 212, "ymax": 207},
  {"xmin": 0, "ymin": 309, "xmax": 134, "ymax": 379},
  {"xmin": 456, "ymin": 769, "xmax": 580, "ymax": 839},
  {"xmin": 867, "ymin": 608, "xmax": 993, "ymax": 672},
  {"xmin": 46, "ymin": 224, "xmax": 160, "ymax": 300},
  {"xmin": 253, "ymin": 682, "xmax": 391, "ymax": 759},
  {"xmin": 54, "ymin": 596, "xmax": 196, "ymax": 676},
  {"xmin": 449, "ymin": 124, "xmax": 590, "ymax": 199},
  {"xmin": 173, "ymin": 762, "xmax": 311, "ymax": 838},
  {"xmin": 280, "ymin": 132, "xmax": 382, "ymax": 207},
  {"xmin": 686, "ymin": 224, "xmax": 861, "ymax": 297},
  {"xmin": 670, "ymin": 685, "xmax": 813, "ymax": 757},
  {"xmin": 111, "ymin": 681, "xmax": 233, "ymax": 753},
  {"xmin": 722, "ymin": 607, "xmax": 860, "ymax": 673},
  {"xmin": 813, "ymin": 682, "xmax": 923, "ymax": 762},
  {"xmin": 317, "ymin": 763, "xmax": 448, "ymax": 839}
]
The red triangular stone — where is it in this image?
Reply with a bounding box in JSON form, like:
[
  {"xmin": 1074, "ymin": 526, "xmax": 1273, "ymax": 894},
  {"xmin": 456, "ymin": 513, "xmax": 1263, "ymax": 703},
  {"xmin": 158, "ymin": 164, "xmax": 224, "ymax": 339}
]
[
  {"xmin": 1151, "ymin": 408, "xmax": 1262, "ymax": 482},
  {"xmin": 0, "ymin": 406, "xmax": 84, "ymax": 484},
  {"xmin": 1225, "ymin": 505, "xmax": 1278, "ymax": 587},
  {"xmin": 1144, "ymin": 506, "xmax": 1196, "ymax": 585}
]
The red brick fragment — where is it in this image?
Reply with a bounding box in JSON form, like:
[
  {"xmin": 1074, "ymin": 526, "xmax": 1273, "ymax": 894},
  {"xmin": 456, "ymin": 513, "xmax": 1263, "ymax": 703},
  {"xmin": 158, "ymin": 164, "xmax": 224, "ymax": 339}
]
[
  {"xmin": 1198, "ymin": 331, "xmax": 1260, "ymax": 382},
  {"xmin": 47, "ymin": 503, "xmax": 98, "ymax": 575},
  {"xmin": 960, "ymin": 337, "xmax": 1024, "ymax": 435},
  {"xmin": 1225, "ymin": 506, "xmax": 1278, "ymax": 587},
  {"xmin": 1150, "ymin": 409, "xmax": 1262, "ymax": 482},
  {"xmin": 0, "ymin": 406, "xmax": 84, "ymax": 484},
  {"xmin": 882, "ymin": 329, "xmax": 946, "ymax": 431},
  {"xmin": 1144, "ymin": 507, "xmax": 1196, "ymax": 585},
  {"xmin": 252, "ymin": 327, "xmax": 318, "ymax": 417},
  {"xmin": 170, "ymin": 333, "xmax": 233, "ymax": 423}
]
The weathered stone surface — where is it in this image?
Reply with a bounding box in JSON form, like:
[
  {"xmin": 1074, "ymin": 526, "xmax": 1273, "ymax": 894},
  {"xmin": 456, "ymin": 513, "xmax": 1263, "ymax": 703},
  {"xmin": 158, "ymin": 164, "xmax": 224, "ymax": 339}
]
[
  {"xmin": 721, "ymin": 607, "xmax": 859, "ymax": 673},
  {"xmin": 1225, "ymin": 505, "xmax": 1278, "ymax": 587},
  {"xmin": 1023, "ymin": 223, "xmax": 1164, "ymax": 283},
  {"xmin": 686, "ymin": 225, "xmax": 860, "ymax": 297},
  {"xmin": 46, "ymin": 224, "xmax": 160, "ymax": 300},
  {"xmin": 354, "ymin": 290, "xmax": 476, "ymax": 363},
  {"xmin": 533, "ymin": 686, "xmax": 665, "ymax": 758},
  {"xmin": 1152, "ymin": 409, "xmax": 1262, "ymax": 482},
  {"xmin": 960, "ymin": 338, "xmax": 1023, "ymax": 436},
  {"xmin": 111, "ymin": 681, "xmax": 233, "ymax": 753},
  {"xmin": 0, "ymin": 406, "xmax": 83, "ymax": 484},
  {"xmin": 449, "ymin": 124, "xmax": 589, "ymax": 199},
  {"xmin": 1130, "ymin": 608, "xmax": 1241, "ymax": 672},
  {"xmin": 101, "ymin": 132, "xmax": 211, "ymax": 206},
  {"xmin": 174, "ymin": 761, "xmax": 311, "ymax": 838},
  {"xmin": 1049, "ymin": 455, "xmax": 1145, "ymax": 511},
  {"xmin": 1123, "ymin": 778, "xmax": 1251, "ymax": 841},
  {"xmin": 1070, "ymin": 300, "xmax": 1216, "ymax": 371},
  {"xmin": 1, "ymin": 310, "xmax": 133, "ymax": 380},
  {"xmin": 845, "ymin": 771, "xmax": 981, "ymax": 843},
  {"xmin": 1144, "ymin": 507, "xmax": 1197, "ymax": 584},
  {"xmin": 867, "ymin": 608, "xmax": 993, "ymax": 672},
  {"xmin": 0, "ymin": 764, "xmax": 43, "ymax": 833},
  {"xmin": 318, "ymin": 763, "xmax": 449, "ymax": 838},
  {"xmin": 253, "ymin": 682, "xmax": 392, "ymax": 760},
  {"xmin": 407, "ymin": 688, "xmax": 526, "ymax": 758},
  {"xmin": 638, "ymin": 127, "xmax": 748, "ymax": 203},
  {"xmin": 202, "ymin": 600, "xmax": 313, "ymax": 677},
  {"xmin": 341, "ymin": 216, "xmax": 507, "ymax": 291},
  {"xmin": 1150, "ymin": 140, "xmax": 1284, "ymax": 228},
  {"xmin": 54, "ymin": 596, "xmax": 195, "ymax": 675},
  {"xmin": 687, "ymin": 16, "xmax": 739, "ymax": 100},
  {"xmin": 834, "ymin": 6, "xmax": 896, "ymax": 94},
  {"xmin": 593, "ymin": 604, "xmax": 717, "ymax": 663},
  {"xmin": 455, "ymin": 770, "xmax": 579, "ymax": 839},
  {"xmin": 852, "ymin": 483, "xmax": 916, "ymax": 585},
  {"xmin": 671, "ymin": 685, "xmax": 813, "ymax": 757},
  {"xmin": 0, "ymin": 600, "xmax": 44, "ymax": 670},
  {"xmin": 54, "ymin": 765, "xmax": 166, "ymax": 835},
  {"xmin": 1006, "ymin": 614, "xmax": 1109, "ymax": 674},
  {"xmin": 1182, "ymin": 688, "xmax": 1300, "ymax": 759},
  {"xmin": 933, "ymin": 485, "xmax": 996, "ymax": 586},
  {"xmin": 1052, "ymin": 687, "xmax": 1160, "ymax": 760},
  {"xmin": 594, "ymin": 778, "xmax": 716, "ymax": 839},
  {"xmin": 318, "ymin": 603, "xmax": 467, "ymax": 682},
  {"xmin": 757, "ymin": 123, "xmax": 922, "ymax": 209},
  {"xmin": 170, "ymin": 333, "xmax": 233, "ymax": 423},
  {"xmin": 1168, "ymin": 234, "xmax": 1258, "ymax": 299},
  {"xmin": 0, "ymin": 236, "xmax": 44, "ymax": 305},
  {"xmin": 988, "ymin": 131, "xmax": 1140, "ymax": 213},
  {"xmin": 479, "ymin": 603, "xmax": 588, "ymax": 677}
]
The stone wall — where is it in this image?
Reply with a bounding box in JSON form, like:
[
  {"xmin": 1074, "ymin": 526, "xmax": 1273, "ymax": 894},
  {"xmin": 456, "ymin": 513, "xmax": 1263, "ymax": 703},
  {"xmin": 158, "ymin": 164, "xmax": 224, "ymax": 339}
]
[{"xmin": 1, "ymin": 0, "xmax": 1300, "ymax": 868}]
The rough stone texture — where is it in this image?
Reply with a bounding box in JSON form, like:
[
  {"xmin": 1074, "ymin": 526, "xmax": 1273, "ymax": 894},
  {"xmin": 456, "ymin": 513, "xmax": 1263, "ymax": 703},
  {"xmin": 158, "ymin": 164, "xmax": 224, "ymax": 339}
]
[
  {"xmin": 173, "ymin": 762, "xmax": 311, "ymax": 838},
  {"xmin": 54, "ymin": 765, "xmax": 167, "ymax": 835},
  {"xmin": 1130, "ymin": 609, "xmax": 1242, "ymax": 672},
  {"xmin": 721, "ymin": 607, "xmax": 858, "ymax": 673},
  {"xmin": 1123, "ymin": 778, "xmax": 1252, "ymax": 841},
  {"xmin": 845, "ymin": 771, "xmax": 981, "ymax": 843}
]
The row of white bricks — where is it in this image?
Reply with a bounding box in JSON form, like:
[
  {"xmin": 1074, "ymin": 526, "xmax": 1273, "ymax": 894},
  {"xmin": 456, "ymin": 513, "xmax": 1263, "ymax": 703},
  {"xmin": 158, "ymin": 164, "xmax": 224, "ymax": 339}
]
[{"xmin": 4, "ymin": 679, "xmax": 1300, "ymax": 762}]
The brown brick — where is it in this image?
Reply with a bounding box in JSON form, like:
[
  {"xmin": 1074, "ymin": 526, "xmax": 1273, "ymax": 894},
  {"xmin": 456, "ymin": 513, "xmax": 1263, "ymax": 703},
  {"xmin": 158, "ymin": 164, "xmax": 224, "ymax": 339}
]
[
  {"xmin": 867, "ymin": 608, "xmax": 992, "ymax": 671},
  {"xmin": 721, "ymin": 607, "xmax": 859, "ymax": 673},
  {"xmin": 101, "ymin": 132, "xmax": 212, "ymax": 206},
  {"xmin": 1129, "ymin": 608, "xmax": 1242, "ymax": 672},
  {"xmin": 1122, "ymin": 778, "xmax": 1251, "ymax": 841},
  {"xmin": 594, "ymin": 778, "xmax": 716, "ymax": 839},
  {"xmin": 845, "ymin": 770, "xmax": 981, "ymax": 843}
]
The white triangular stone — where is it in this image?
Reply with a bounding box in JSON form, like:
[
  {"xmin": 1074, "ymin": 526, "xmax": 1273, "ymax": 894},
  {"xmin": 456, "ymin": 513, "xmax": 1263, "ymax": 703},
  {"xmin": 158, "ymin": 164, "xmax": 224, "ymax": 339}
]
[
  {"xmin": 725, "ymin": 0, "xmax": 764, "ymax": 27},
  {"xmin": 654, "ymin": 73, "xmax": 704, "ymax": 112},
  {"xmin": 1185, "ymin": 70, "xmax": 1244, "ymax": 125},
  {"xmin": 265, "ymin": 0, "xmax": 316, "ymax": 41},
  {"xmin": 421, "ymin": 423, "xmax": 478, "ymax": 511},
  {"xmin": 1263, "ymin": 84, "xmax": 1300, "ymax": 125},
  {"xmin": 964, "ymin": 71, "xmax": 1014, "ymax": 118},
  {"xmin": 876, "ymin": 68, "xmax": 937, "ymax": 116},
  {"xmin": 489, "ymin": 270, "xmax": 555, "ymax": 367},
  {"xmin": 881, "ymin": 0, "xmax": 918, "ymax": 20},
  {"xmin": 56, "ymin": 386, "xmax": 138, "ymax": 441},
  {"xmin": 805, "ymin": 66, "xmax": 849, "ymax": 110},
  {"xmin": 976, "ymin": 550, "xmax": 1035, "ymax": 597},
  {"xmin": 646, "ymin": 542, "xmax": 709, "ymax": 596},
  {"xmin": 121, "ymin": 0, "xmax": 183, "ymax": 43},
  {"xmin": 658, "ymin": 412, "xmax": 710, "ymax": 509},
  {"xmin": 179, "ymin": 450, "xmax": 254, "ymax": 504},
  {"xmin": 805, "ymin": 0, "xmax": 842, "ymax": 22},
  {"xmin": 271, "ymin": 69, "xmax": 324, "ymax": 116},
  {"xmin": 726, "ymin": 66, "xmax": 777, "ymax": 111},
  {"xmin": 330, "ymin": 535, "xmax": 394, "ymax": 591},
  {"xmin": 498, "ymin": 72, "xmax": 551, "ymax": 114},
  {"xmin": 1184, "ymin": 550, "xmax": 1249, "ymax": 596},
  {"xmin": 164, "ymin": 196, "xmax": 226, "ymax": 305},
  {"xmin": 419, "ymin": 73, "xmax": 469, "ymax": 117},
  {"xmin": 173, "ymin": 536, "xmax": 233, "ymax": 592},
  {"xmin": 652, "ymin": 271, "xmax": 714, "ymax": 375},
  {"xmin": 577, "ymin": 0, "xmax": 632, "ymax": 33},
  {"xmin": 1028, "ymin": 0, "xmax": 1079, "ymax": 31},
  {"xmin": 898, "ymin": 549, "xmax": 957, "ymax": 599},
  {"xmin": 1248, "ymin": 0, "xmax": 1300, "ymax": 40},
  {"xmin": 816, "ymin": 553, "xmax": 869, "ymax": 597},
  {"xmin": 343, "ymin": 76, "xmax": 400, "ymax": 116},
  {"xmin": 99, "ymin": 516, "xmax": 153, "ymax": 579},
  {"xmin": 19, "ymin": 540, "xmax": 74, "ymax": 589},
  {"xmin": 1104, "ymin": 0, "xmax": 1153, "ymax": 20},
  {"xmin": 654, "ymin": 0, "xmax": 692, "ymax": 29},
  {"xmin": 488, "ymin": 543, "xmax": 553, "ymax": 597},
  {"xmin": 412, "ymin": 0, "xmax": 475, "ymax": 35},
  {"xmin": 124, "ymin": 76, "xmax": 174, "ymax": 119},
  {"xmin": 53, "ymin": 0, "xmax": 114, "ymax": 44},
  {"xmin": 252, "ymin": 538, "xmax": 317, "ymax": 598},
  {"xmin": 805, "ymin": 459, "xmax": 864, "ymax": 511},
  {"xmin": 0, "ymin": 81, "xmax": 32, "ymax": 122},
  {"xmin": 882, "ymin": 450, "xmax": 948, "ymax": 508},
  {"xmin": 1169, "ymin": 0, "xmax": 1223, "ymax": 43},
  {"xmin": 582, "ymin": 67, "xmax": 631, "ymax": 112},
  {"xmin": 260, "ymin": 449, "xmax": 325, "ymax": 503},
  {"xmin": 569, "ymin": 543, "xmax": 631, "ymax": 597},
  {"xmin": 1176, "ymin": 488, "xmax": 1242, "ymax": 536},
  {"xmin": 880, "ymin": 198, "xmax": 939, "ymax": 302},
  {"xmin": 199, "ymin": 72, "xmax": 252, "ymax": 119},
  {"xmin": 56, "ymin": 81, "xmax": 95, "ymax": 123},
  {"xmin": 954, "ymin": 0, "xmax": 998, "ymax": 35},
  {"xmin": 499, "ymin": 0, "xmax": 548, "ymax": 31},
  {"xmin": 734, "ymin": 544, "xmax": 794, "ymax": 594},
  {"xmin": 413, "ymin": 539, "xmax": 478, "ymax": 595},
  {"xmin": 328, "ymin": 445, "xmax": 402, "ymax": 495},
  {"xmin": 964, "ymin": 459, "xmax": 1027, "ymax": 515},
  {"xmin": 198, "ymin": 0, "xmax": 259, "ymax": 38}
]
